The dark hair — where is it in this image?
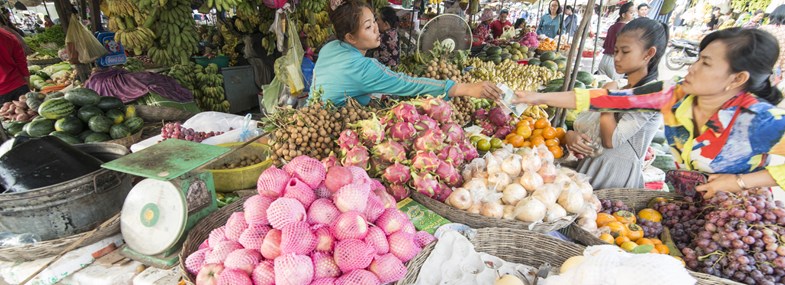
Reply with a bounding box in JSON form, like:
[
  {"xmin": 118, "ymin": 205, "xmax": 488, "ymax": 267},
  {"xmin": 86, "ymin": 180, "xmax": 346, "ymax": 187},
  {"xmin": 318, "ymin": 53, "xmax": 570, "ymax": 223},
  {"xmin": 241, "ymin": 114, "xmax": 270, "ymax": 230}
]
[
  {"xmin": 617, "ymin": 2, "xmax": 634, "ymax": 22},
  {"xmin": 500, "ymin": 9, "xmax": 509, "ymax": 15},
  {"xmin": 638, "ymin": 3, "xmax": 649, "ymax": 10},
  {"xmin": 700, "ymin": 28, "xmax": 782, "ymax": 104},
  {"xmin": 329, "ymin": 0, "xmax": 372, "ymax": 42},
  {"xmin": 549, "ymin": 0, "xmax": 562, "ymax": 15},
  {"xmin": 770, "ymin": 5, "xmax": 785, "ymax": 25},
  {"xmin": 378, "ymin": 6, "xmax": 399, "ymax": 29},
  {"xmin": 565, "ymin": 5, "xmax": 573, "ymax": 12},
  {"xmin": 619, "ymin": 18, "xmax": 669, "ymax": 87},
  {"xmin": 514, "ymin": 18, "xmax": 526, "ymax": 29}
]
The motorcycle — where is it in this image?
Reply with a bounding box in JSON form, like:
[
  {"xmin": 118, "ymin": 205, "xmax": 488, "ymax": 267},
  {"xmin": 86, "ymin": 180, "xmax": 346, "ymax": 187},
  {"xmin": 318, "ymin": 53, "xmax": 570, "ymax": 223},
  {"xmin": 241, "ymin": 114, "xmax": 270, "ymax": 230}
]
[{"xmin": 665, "ymin": 39, "xmax": 699, "ymax": 71}]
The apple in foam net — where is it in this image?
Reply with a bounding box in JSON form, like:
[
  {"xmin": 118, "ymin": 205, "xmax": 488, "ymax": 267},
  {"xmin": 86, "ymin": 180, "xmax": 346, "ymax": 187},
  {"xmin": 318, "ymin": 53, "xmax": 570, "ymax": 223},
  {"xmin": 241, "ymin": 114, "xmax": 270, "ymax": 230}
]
[{"xmin": 195, "ymin": 263, "xmax": 224, "ymax": 285}]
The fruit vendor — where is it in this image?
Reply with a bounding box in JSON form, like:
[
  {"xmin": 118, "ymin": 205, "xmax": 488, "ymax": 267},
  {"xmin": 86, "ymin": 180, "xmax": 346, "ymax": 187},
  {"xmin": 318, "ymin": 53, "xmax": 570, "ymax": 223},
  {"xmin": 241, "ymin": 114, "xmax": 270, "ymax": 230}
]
[
  {"xmin": 472, "ymin": 9, "xmax": 494, "ymax": 47},
  {"xmin": 490, "ymin": 9, "xmax": 512, "ymax": 39},
  {"xmin": 0, "ymin": 25, "xmax": 29, "ymax": 104},
  {"xmin": 310, "ymin": 0, "xmax": 503, "ymax": 106},
  {"xmin": 536, "ymin": 0, "xmax": 562, "ymax": 39},
  {"xmin": 513, "ymin": 28, "xmax": 785, "ymax": 198}
]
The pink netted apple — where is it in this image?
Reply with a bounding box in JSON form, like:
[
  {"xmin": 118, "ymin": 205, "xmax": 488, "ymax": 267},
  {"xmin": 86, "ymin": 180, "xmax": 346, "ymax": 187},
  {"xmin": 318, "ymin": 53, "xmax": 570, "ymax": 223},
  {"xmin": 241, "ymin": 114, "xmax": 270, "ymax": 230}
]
[{"xmin": 196, "ymin": 263, "xmax": 224, "ymax": 285}]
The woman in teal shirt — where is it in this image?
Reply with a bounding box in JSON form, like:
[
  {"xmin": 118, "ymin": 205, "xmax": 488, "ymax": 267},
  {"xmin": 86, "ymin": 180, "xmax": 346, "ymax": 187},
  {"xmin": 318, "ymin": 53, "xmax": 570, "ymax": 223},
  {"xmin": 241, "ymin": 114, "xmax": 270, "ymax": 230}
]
[
  {"xmin": 310, "ymin": 0, "xmax": 502, "ymax": 106},
  {"xmin": 536, "ymin": 0, "xmax": 562, "ymax": 39}
]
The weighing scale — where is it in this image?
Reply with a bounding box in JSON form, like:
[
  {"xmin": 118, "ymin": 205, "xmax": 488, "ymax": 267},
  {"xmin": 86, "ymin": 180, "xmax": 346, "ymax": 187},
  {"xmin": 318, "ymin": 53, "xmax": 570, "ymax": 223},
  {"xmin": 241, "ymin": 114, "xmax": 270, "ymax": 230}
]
[{"xmin": 101, "ymin": 139, "xmax": 230, "ymax": 268}]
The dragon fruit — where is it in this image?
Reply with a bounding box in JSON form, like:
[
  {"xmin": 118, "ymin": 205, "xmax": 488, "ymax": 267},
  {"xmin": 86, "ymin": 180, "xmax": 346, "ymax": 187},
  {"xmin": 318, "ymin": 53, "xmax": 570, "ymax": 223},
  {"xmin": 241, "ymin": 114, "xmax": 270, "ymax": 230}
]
[
  {"xmin": 417, "ymin": 97, "xmax": 452, "ymax": 123},
  {"xmin": 489, "ymin": 107, "xmax": 511, "ymax": 127},
  {"xmin": 413, "ymin": 116, "xmax": 439, "ymax": 131},
  {"xmin": 434, "ymin": 182, "xmax": 453, "ymax": 202},
  {"xmin": 382, "ymin": 162, "xmax": 411, "ymax": 184},
  {"xmin": 338, "ymin": 129, "xmax": 360, "ymax": 151},
  {"xmin": 350, "ymin": 113, "xmax": 384, "ymax": 145},
  {"xmin": 412, "ymin": 171, "xmax": 440, "ymax": 197},
  {"xmin": 435, "ymin": 160, "xmax": 457, "ymax": 181},
  {"xmin": 438, "ymin": 145, "xmax": 465, "ymax": 166},
  {"xmin": 342, "ymin": 145, "xmax": 370, "ymax": 169},
  {"xmin": 372, "ymin": 140, "xmax": 407, "ymax": 163},
  {"xmin": 443, "ymin": 168, "xmax": 464, "ymax": 188},
  {"xmin": 440, "ymin": 122, "xmax": 465, "ymax": 143},
  {"xmin": 474, "ymin": 109, "xmax": 488, "ymax": 121},
  {"xmin": 411, "ymin": 151, "xmax": 440, "ymax": 173},
  {"xmin": 390, "ymin": 102, "xmax": 420, "ymax": 123},
  {"xmin": 321, "ymin": 155, "xmax": 338, "ymax": 170},
  {"xmin": 494, "ymin": 125, "xmax": 513, "ymax": 139},
  {"xmin": 413, "ymin": 129, "xmax": 444, "ymax": 152},
  {"xmin": 389, "ymin": 121, "xmax": 417, "ymax": 142},
  {"xmin": 387, "ymin": 184, "xmax": 409, "ymax": 201},
  {"xmin": 459, "ymin": 141, "xmax": 479, "ymax": 161}
]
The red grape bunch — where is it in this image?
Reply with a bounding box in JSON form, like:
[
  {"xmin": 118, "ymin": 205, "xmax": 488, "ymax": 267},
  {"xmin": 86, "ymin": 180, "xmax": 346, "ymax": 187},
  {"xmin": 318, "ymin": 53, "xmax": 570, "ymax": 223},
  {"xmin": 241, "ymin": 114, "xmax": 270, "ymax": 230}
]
[
  {"xmin": 600, "ymin": 199, "xmax": 630, "ymax": 214},
  {"xmin": 160, "ymin": 122, "xmax": 224, "ymax": 143}
]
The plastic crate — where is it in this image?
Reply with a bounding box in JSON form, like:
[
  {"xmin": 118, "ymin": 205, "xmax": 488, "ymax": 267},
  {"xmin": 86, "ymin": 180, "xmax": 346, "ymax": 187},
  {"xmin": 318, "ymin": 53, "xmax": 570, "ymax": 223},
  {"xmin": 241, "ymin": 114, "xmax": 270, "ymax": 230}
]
[{"xmin": 193, "ymin": 55, "xmax": 230, "ymax": 68}]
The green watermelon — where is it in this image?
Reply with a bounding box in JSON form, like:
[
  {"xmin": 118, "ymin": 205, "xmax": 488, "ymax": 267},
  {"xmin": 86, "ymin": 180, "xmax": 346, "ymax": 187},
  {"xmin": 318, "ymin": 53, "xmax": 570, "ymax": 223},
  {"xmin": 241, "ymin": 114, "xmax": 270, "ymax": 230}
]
[
  {"xmin": 54, "ymin": 116, "xmax": 84, "ymax": 135},
  {"xmin": 78, "ymin": 130, "xmax": 96, "ymax": 141},
  {"xmin": 124, "ymin": 117, "xmax": 144, "ymax": 133},
  {"xmin": 573, "ymin": 81, "xmax": 586, "ymax": 89},
  {"xmin": 105, "ymin": 109, "xmax": 125, "ymax": 125},
  {"xmin": 109, "ymin": 124, "xmax": 131, "ymax": 139},
  {"xmin": 5, "ymin": 121, "xmax": 25, "ymax": 135},
  {"xmin": 77, "ymin": 105, "xmax": 104, "ymax": 123},
  {"xmin": 49, "ymin": 131, "xmax": 81, "ymax": 144},
  {"xmin": 528, "ymin": 58, "xmax": 541, "ymax": 66},
  {"xmin": 577, "ymin": 71, "xmax": 594, "ymax": 86},
  {"xmin": 84, "ymin": 132, "xmax": 111, "ymax": 143},
  {"xmin": 96, "ymin": 97, "xmax": 124, "ymax": 111},
  {"xmin": 540, "ymin": 51, "xmax": 557, "ymax": 61},
  {"xmin": 15, "ymin": 130, "xmax": 29, "ymax": 137},
  {"xmin": 24, "ymin": 118, "xmax": 55, "ymax": 137},
  {"xmin": 38, "ymin": 98, "xmax": 75, "ymax": 120},
  {"xmin": 88, "ymin": 115, "xmax": 113, "ymax": 133},
  {"xmin": 542, "ymin": 61, "xmax": 558, "ymax": 72},
  {"xmin": 44, "ymin": 92, "xmax": 64, "ymax": 101},
  {"xmin": 64, "ymin": 88, "xmax": 101, "ymax": 106}
]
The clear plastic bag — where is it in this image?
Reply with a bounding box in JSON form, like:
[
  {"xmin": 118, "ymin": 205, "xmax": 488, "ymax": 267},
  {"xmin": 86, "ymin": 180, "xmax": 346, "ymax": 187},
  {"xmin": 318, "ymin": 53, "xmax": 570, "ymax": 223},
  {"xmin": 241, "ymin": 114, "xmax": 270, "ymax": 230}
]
[
  {"xmin": 572, "ymin": 111, "xmax": 604, "ymax": 157},
  {"xmin": 65, "ymin": 15, "xmax": 108, "ymax": 63},
  {"xmin": 0, "ymin": 232, "xmax": 41, "ymax": 248}
]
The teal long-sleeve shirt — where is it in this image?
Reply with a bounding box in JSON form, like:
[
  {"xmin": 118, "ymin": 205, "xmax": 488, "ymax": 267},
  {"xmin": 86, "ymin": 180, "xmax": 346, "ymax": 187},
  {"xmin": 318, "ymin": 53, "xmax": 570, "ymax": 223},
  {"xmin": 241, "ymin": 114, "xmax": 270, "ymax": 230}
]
[{"xmin": 310, "ymin": 40, "xmax": 456, "ymax": 106}]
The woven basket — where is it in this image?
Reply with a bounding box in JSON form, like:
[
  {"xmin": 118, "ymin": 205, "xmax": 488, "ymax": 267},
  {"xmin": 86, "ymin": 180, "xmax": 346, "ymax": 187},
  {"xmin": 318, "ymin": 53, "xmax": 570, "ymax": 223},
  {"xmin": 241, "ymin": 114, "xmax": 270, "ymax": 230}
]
[
  {"xmin": 28, "ymin": 58, "xmax": 63, "ymax": 66},
  {"xmin": 397, "ymin": 227, "xmax": 585, "ymax": 285},
  {"xmin": 559, "ymin": 188, "xmax": 742, "ymax": 285},
  {"xmin": 103, "ymin": 130, "xmax": 143, "ymax": 149},
  {"xmin": 0, "ymin": 215, "xmax": 120, "ymax": 262},
  {"xmin": 134, "ymin": 105, "xmax": 194, "ymax": 122},
  {"xmin": 179, "ymin": 195, "xmax": 250, "ymax": 284},
  {"xmin": 410, "ymin": 191, "xmax": 576, "ymax": 233}
]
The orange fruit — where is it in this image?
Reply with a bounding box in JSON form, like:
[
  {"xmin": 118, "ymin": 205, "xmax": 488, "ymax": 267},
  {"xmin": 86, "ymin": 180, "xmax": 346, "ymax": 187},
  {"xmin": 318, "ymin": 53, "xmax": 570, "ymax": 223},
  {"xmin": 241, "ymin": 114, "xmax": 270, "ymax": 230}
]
[
  {"xmin": 542, "ymin": 127, "xmax": 557, "ymax": 139},
  {"xmin": 530, "ymin": 136, "xmax": 545, "ymax": 146},
  {"xmin": 613, "ymin": 210, "xmax": 637, "ymax": 224},
  {"xmin": 515, "ymin": 124, "xmax": 532, "ymax": 138},
  {"xmin": 626, "ymin": 224, "xmax": 645, "ymax": 241},
  {"xmin": 545, "ymin": 138, "xmax": 560, "ymax": 147},
  {"xmin": 651, "ymin": 239, "xmax": 663, "ymax": 245},
  {"xmin": 508, "ymin": 134, "xmax": 525, "ymax": 148},
  {"xmin": 636, "ymin": 238, "xmax": 654, "ymax": 246},
  {"xmin": 620, "ymin": 241, "xmax": 638, "ymax": 252},
  {"xmin": 548, "ymin": 145, "xmax": 564, "ymax": 159},
  {"xmin": 521, "ymin": 141, "xmax": 532, "ymax": 148},
  {"xmin": 615, "ymin": 235, "xmax": 631, "ymax": 246},
  {"xmin": 534, "ymin": 118, "xmax": 550, "ymax": 129},
  {"xmin": 532, "ymin": 128, "xmax": 544, "ymax": 138},
  {"xmin": 596, "ymin": 213, "xmax": 616, "ymax": 227},
  {"xmin": 599, "ymin": 233, "xmax": 615, "ymax": 244},
  {"xmin": 655, "ymin": 244, "xmax": 670, "ymax": 254},
  {"xmin": 638, "ymin": 208, "xmax": 663, "ymax": 223},
  {"xmin": 505, "ymin": 133, "xmax": 517, "ymax": 142},
  {"xmin": 555, "ymin": 127, "xmax": 567, "ymax": 141},
  {"xmin": 606, "ymin": 221, "xmax": 628, "ymax": 237}
]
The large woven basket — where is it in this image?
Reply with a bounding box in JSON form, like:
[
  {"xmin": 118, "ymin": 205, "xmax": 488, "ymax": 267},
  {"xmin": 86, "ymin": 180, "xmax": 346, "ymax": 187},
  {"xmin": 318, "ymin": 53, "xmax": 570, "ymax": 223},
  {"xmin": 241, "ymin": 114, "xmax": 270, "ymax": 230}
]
[
  {"xmin": 0, "ymin": 216, "xmax": 120, "ymax": 261},
  {"xmin": 410, "ymin": 191, "xmax": 576, "ymax": 233},
  {"xmin": 559, "ymin": 188, "xmax": 742, "ymax": 285},
  {"xmin": 179, "ymin": 195, "xmax": 250, "ymax": 284},
  {"xmin": 396, "ymin": 227, "xmax": 585, "ymax": 285},
  {"xmin": 134, "ymin": 105, "xmax": 194, "ymax": 122}
]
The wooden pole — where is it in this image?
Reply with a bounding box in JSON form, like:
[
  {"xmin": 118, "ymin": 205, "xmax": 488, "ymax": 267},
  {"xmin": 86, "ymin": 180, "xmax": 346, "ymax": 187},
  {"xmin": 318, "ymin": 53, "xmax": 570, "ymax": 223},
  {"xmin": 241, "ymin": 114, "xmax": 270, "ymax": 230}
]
[
  {"xmin": 78, "ymin": 0, "xmax": 87, "ymax": 21},
  {"xmin": 53, "ymin": 0, "xmax": 72, "ymax": 32},
  {"xmin": 553, "ymin": 0, "xmax": 594, "ymax": 127},
  {"xmin": 555, "ymin": 0, "xmax": 567, "ymax": 49},
  {"xmin": 590, "ymin": 0, "xmax": 603, "ymax": 72},
  {"xmin": 89, "ymin": 0, "xmax": 101, "ymax": 32}
]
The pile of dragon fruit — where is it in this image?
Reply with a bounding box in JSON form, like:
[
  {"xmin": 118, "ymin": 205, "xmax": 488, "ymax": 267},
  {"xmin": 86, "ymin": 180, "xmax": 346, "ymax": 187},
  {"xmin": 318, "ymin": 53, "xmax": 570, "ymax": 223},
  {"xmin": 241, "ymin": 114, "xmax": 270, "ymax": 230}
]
[
  {"xmin": 333, "ymin": 97, "xmax": 479, "ymax": 202},
  {"xmin": 185, "ymin": 156, "xmax": 434, "ymax": 285},
  {"xmin": 475, "ymin": 106, "xmax": 514, "ymax": 139}
]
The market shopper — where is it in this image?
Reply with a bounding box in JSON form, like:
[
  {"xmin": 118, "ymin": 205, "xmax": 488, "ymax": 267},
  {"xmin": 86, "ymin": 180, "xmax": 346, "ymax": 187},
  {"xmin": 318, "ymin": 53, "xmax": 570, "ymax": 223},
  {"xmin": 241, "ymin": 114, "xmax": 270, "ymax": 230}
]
[
  {"xmin": 0, "ymin": 27, "xmax": 30, "ymax": 104},
  {"xmin": 43, "ymin": 15, "xmax": 54, "ymax": 28},
  {"xmin": 310, "ymin": 0, "xmax": 503, "ymax": 106},
  {"xmin": 513, "ymin": 28, "xmax": 785, "ymax": 197},
  {"xmin": 536, "ymin": 0, "xmax": 562, "ymax": 39},
  {"xmin": 637, "ymin": 3, "xmax": 649, "ymax": 18},
  {"xmin": 369, "ymin": 6, "xmax": 400, "ymax": 68},
  {"xmin": 472, "ymin": 9, "xmax": 494, "ymax": 47},
  {"xmin": 562, "ymin": 5, "xmax": 578, "ymax": 37},
  {"xmin": 743, "ymin": 10, "xmax": 765, "ymax": 29},
  {"xmin": 567, "ymin": 18, "xmax": 666, "ymax": 189},
  {"xmin": 707, "ymin": 7, "xmax": 721, "ymax": 30},
  {"xmin": 490, "ymin": 9, "xmax": 513, "ymax": 39},
  {"xmin": 598, "ymin": 2, "xmax": 635, "ymax": 80},
  {"xmin": 760, "ymin": 4, "xmax": 785, "ymax": 98}
]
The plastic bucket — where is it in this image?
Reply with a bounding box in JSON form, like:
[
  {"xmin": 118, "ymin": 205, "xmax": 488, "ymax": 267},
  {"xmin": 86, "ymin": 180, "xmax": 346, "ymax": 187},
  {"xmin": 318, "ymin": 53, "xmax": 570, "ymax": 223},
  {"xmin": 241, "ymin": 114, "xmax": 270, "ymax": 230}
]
[{"xmin": 206, "ymin": 142, "xmax": 273, "ymax": 192}]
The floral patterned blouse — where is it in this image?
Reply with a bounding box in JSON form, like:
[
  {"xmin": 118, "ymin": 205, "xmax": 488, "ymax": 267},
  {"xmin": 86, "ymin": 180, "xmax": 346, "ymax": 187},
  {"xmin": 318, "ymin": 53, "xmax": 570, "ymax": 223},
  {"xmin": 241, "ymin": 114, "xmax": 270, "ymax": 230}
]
[
  {"xmin": 473, "ymin": 23, "xmax": 491, "ymax": 46},
  {"xmin": 370, "ymin": 29, "xmax": 399, "ymax": 68},
  {"xmin": 575, "ymin": 81, "xmax": 785, "ymax": 188}
]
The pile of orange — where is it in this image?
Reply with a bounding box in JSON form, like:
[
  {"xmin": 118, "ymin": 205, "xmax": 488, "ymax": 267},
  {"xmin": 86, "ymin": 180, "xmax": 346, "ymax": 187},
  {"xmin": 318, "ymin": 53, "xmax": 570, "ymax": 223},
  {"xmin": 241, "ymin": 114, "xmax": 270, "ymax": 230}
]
[
  {"xmin": 538, "ymin": 38, "xmax": 557, "ymax": 51},
  {"xmin": 504, "ymin": 117, "xmax": 566, "ymax": 158},
  {"xmin": 596, "ymin": 209, "xmax": 670, "ymax": 255}
]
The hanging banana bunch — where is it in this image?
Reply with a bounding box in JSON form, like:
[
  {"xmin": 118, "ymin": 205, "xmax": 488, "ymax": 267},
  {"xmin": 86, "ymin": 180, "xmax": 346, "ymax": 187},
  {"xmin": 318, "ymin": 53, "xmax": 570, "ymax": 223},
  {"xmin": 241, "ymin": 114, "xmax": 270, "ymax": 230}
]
[
  {"xmin": 107, "ymin": 0, "xmax": 155, "ymax": 55},
  {"xmin": 145, "ymin": 0, "xmax": 199, "ymax": 66}
]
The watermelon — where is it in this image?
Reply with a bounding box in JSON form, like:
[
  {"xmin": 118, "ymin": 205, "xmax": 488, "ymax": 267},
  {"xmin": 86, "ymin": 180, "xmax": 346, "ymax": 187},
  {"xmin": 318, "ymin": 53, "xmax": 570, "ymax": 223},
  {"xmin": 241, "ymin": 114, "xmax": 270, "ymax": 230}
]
[
  {"xmin": 124, "ymin": 117, "xmax": 144, "ymax": 133},
  {"xmin": 96, "ymin": 97, "xmax": 124, "ymax": 111},
  {"xmin": 109, "ymin": 124, "xmax": 131, "ymax": 139},
  {"xmin": 26, "ymin": 96, "xmax": 43, "ymax": 111},
  {"xmin": 5, "ymin": 121, "xmax": 25, "ymax": 135},
  {"xmin": 577, "ymin": 71, "xmax": 594, "ymax": 86},
  {"xmin": 124, "ymin": 105, "xmax": 136, "ymax": 118},
  {"xmin": 84, "ymin": 132, "xmax": 111, "ymax": 143},
  {"xmin": 64, "ymin": 88, "xmax": 101, "ymax": 106},
  {"xmin": 25, "ymin": 119, "xmax": 55, "ymax": 137},
  {"xmin": 88, "ymin": 115, "xmax": 113, "ymax": 133},
  {"xmin": 528, "ymin": 58, "xmax": 541, "ymax": 66},
  {"xmin": 540, "ymin": 51, "xmax": 557, "ymax": 61},
  {"xmin": 541, "ymin": 61, "xmax": 558, "ymax": 72},
  {"xmin": 15, "ymin": 130, "xmax": 29, "ymax": 137},
  {"xmin": 55, "ymin": 116, "xmax": 84, "ymax": 135},
  {"xmin": 38, "ymin": 98, "xmax": 75, "ymax": 120},
  {"xmin": 45, "ymin": 92, "xmax": 64, "ymax": 101},
  {"xmin": 49, "ymin": 131, "xmax": 81, "ymax": 144},
  {"xmin": 105, "ymin": 109, "xmax": 125, "ymax": 124},
  {"xmin": 77, "ymin": 105, "xmax": 104, "ymax": 123},
  {"xmin": 78, "ymin": 130, "xmax": 96, "ymax": 141}
]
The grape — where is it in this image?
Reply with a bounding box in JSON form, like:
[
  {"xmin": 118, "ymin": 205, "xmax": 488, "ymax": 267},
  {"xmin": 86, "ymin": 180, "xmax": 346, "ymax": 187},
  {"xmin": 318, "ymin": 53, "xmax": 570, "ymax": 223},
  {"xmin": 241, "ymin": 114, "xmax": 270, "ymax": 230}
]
[{"xmin": 159, "ymin": 122, "xmax": 224, "ymax": 143}]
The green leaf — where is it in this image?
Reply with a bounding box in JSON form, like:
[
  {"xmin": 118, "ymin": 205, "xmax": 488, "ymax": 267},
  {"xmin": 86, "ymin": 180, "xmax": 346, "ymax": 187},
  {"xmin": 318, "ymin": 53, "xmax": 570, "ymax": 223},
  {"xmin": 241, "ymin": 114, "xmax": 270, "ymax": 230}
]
[{"xmin": 632, "ymin": 244, "xmax": 655, "ymax": 254}]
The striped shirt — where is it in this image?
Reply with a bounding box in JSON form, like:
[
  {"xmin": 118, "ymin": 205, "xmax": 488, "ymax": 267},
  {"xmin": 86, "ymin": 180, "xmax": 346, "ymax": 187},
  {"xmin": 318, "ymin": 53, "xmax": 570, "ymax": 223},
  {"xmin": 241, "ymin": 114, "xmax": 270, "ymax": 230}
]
[{"xmin": 647, "ymin": 0, "xmax": 672, "ymax": 25}]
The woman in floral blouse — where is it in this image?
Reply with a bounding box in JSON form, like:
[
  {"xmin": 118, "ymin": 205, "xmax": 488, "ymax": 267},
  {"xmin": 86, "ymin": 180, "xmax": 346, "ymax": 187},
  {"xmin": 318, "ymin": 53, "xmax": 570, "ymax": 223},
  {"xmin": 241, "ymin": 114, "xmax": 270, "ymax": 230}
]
[
  {"xmin": 513, "ymin": 28, "xmax": 785, "ymax": 198},
  {"xmin": 370, "ymin": 6, "xmax": 400, "ymax": 68},
  {"xmin": 472, "ymin": 9, "xmax": 494, "ymax": 47}
]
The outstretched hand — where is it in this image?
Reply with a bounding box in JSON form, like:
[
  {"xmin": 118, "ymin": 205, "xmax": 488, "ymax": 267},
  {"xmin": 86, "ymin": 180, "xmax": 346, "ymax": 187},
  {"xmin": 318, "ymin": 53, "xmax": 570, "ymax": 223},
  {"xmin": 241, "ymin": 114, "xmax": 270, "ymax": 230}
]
[{"xmin": 460, "ymin": 82, "xmax": 503, "ymax": 101}]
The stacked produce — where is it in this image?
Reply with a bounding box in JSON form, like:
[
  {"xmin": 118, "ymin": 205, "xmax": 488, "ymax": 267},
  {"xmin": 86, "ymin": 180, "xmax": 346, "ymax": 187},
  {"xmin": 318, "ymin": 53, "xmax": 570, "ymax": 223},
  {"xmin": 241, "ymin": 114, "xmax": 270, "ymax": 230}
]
[
  {"xmin": 8, "ymin": 88, "xmax": 143, "ymax": 143},
  {"xmin": 476, "ymin": 43, "xmax": 530, "ymax": 64},
  {"xmin": 160, "ymin": 122, "xmax": 224, "ymax": 142},
  {"xmin": 23, "ymin": 25, "xmax": 66, "ymax": 59},
  {"xmin": 335, "ymin": 97, "xmax": 478, "ymax": 201},
  {"xmin": 419, "ymin": 58, "xmax": 473, "ymax": 83},
  {"xmin": 234, "ymin": 0, "xmax": 263, "ymax": 33},
  {"xmin": 106, "ymin": 0, "xmax": 155, "ymax": 55},
  {"xmin": 185, "ymin": 156, "xmax": 431, "ymax": 285},
  {"xmin": 448, "ymin": 97, "xmax": 490, "ymax": 127},
  {"xmin": 398, "ymin": 41, "xmax": 470, "ymax": 78},
  {"xmin": 123, "ymin": 58, "xmax": 145, "ymax": 72},
  {"xmin": 537, "ymin": 38, "xmax": 557, "ymax": 52},
  {"xmin": 594, "ymin": 200, "xmax": 671, "ymax": 254},
  {"xmin": 27, "ymin": 63, "xmax": 75, "ymax": 91},
  {"xmin": 167, "ymin": 63, "xmax": 230, "ymax": 112},
  {"xmin": 1, "ymin": 95, "xmax": 38, "ymax": 125},
  {"xmin": 300, "ymin": 11, "xmax": 333, "ymax": 50},
  {"xmin": 448, "ymin": 145, "xmax": 599, "ymax": 224},
  {"xmin": 519, "ymin": 32, "xmax": 539, "ymax": 49},
  {"xmin": 144, "ymin": 0, "xmax": 199, "ymax": 65},
  {"xmin": 540, "ymin": 70, "xmax": 596, "ymax": 92},
  {"xmin": 526, "ymin": 51, "xmax": 566, "ymax": 73},
  {"xmin": 466, "ymin": 58, "xmax": 561, "ymax": 91},
  {"xmin": 502, "ymin": 114, "xmax": 566, "ymax": 159}
]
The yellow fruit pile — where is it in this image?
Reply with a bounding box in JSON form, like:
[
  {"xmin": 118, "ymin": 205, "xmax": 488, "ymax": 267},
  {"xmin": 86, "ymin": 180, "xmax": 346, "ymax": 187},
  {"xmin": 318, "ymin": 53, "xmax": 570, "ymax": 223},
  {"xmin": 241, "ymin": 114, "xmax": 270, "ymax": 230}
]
[
  {"xmin": 538, "ymin": 38, "xmax": 557, "ymax": 51},
  {"xmin": 596, "ymin": 209, "xmax": 671, "ymax": 255}
]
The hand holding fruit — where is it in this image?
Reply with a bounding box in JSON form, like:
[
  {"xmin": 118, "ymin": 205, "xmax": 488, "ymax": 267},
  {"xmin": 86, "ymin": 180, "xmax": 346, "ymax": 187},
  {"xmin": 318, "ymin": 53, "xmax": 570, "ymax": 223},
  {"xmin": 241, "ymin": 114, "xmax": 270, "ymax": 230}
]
[{"xmin": 695, "ymin": 174, "xmax": 743, "ymax": 199}]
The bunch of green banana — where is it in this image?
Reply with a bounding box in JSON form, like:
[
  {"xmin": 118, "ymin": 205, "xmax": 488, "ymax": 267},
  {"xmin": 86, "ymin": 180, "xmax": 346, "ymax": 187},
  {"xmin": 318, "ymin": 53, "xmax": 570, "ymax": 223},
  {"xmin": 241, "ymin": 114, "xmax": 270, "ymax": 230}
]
[
  {"xmin": 207, "ymin": 0, "xmax": 239, "ymax": 12},
  {"xmin": 107, "ymin": 0, "xmax": 137, "ymax": 17},
  {"xmin": 166, "ymin": 63, "xmax": 197, "ymax": 89},
  {"xmin": 195, "ymin": 64, "xmax": 230, "ymax": 112},
  {"xmin": 146, "ymin": 0, "xmax": 198, "ymax": 65},
  {"xmin": 115, "ymin": 28, "xmax": 155, "ymax": 55},
  {"xmin": 522, "ymin": 105, "xmax": 550, "ymax": 120},
  {"xmin": 221, "ymin": 27, "xmax": 241, "ymax": 66},
  {"xmin": 107, "ymin": 0, "xmax": 154, "ymax": 55}
]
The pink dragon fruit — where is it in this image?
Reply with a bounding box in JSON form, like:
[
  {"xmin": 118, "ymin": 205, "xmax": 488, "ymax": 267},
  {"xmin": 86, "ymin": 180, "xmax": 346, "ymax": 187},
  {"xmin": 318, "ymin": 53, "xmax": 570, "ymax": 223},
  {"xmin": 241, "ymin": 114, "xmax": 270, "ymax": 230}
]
[
  {"xmin": 372, "ymin": 140, "xmax": 407, "ymax": 163},
  {"xmin": 435, "ymin": 160, "xmax": 457, "ymax": 181},
  {"xmin": 307, "ymin": 198, "xmax": 341, "ymax": 226},
  {"xmin": 370, "ymin": 179, "xmax": 385, "ymax": 193},
  {"xmin": 418, "ymin": 97, "xmax": 452, "ymax": 123},
  {"xmin": 494, "ymin": 125, "xmax": 513, "ymax": 139},
  {"xmin": 342, "ymin": 145, "xmax": 370, "ymax": 169},
  {"xmin": 433, "ymin": 182, "xmax": 453, "ymax": 202},
  {"xmin": 350, "ymin": 113, "xmax": 384, "ymax": 145},
  {"xmin": 389, "ymin": 121, "xmax": 417, "ymax": 142},
  {"xmin": 321, "ymin": 155, "xmax": 338, "ymax": 170},
  {"xmin": 442, "ymin": 168, "xmax": 464, "ymax": 188},
  {"xmin": 338, "ymin": 129, "xmax": 360, "ymax": 151},
  {"xmin": 274, "ymin": 254, "xmax": 314, "ymax": 285},
  {"xmin": 438, "ymin": 145, "xmax": 465, "ymax": 167},
  {"xmin": 411, "ymin": 151, "xmax": 440, "ymax": 173},
  {"xmin": 474, "ymin": 109, "xmax": 488, "ymax": 121},
  {"xmin": 257, "ymin": 167, "xmax": 290, "ymax": 197},
  {"xmin": 413, "ymin": 129, "xmax": 445, "ymax": 152},
  {"xmin": 460, "ymin": 141, "xmax": 479, "ymax": 161},
  {"xmin": 390, "ymin": 102, "xmax": 420, "ymax": 123},
  {"xmin": 412, "ymin": 171, "xmax": 440, "ymax": 197},
  {"xmin": 252, "ymin": 261, "xmax": 275, "ymax": 285},
  {"xmin": 480, "ymin": 121, "xmax": 496, "ymax": 136},
  {"xmin": 387, "ymin": 184, "xmax": 410, "ymax": 201},
  {"xmin": 369, "ymin": 254, "xmax": 407, "ymax": 283},
  {"xmin": 224, "ymin": 249, "xmax": 262, "ymax": 274},
  {"xmin": 413, "ymin": 116, "xmax": 439, "ymax": 131},
  {"xmin": 489, "ymin": 106, "xmax": 511, "ymax": 127},
  {"xmin": 312, "ymin": 251, "xmax": 341, "ymax": 279},
  {"xmin": 217, "ymin": 269, "xmax": 253, "ymax": 285},
  {"xmin": 440, "ymin": 122, "xmax": 465, "ymax": 143},
  {"xmin": 325, "ymin": 166, "xmax": 353, "ymax": 193},
  {"xmin": 382, "ymin": 162, "xmax": 411, "ymax": 184}
]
